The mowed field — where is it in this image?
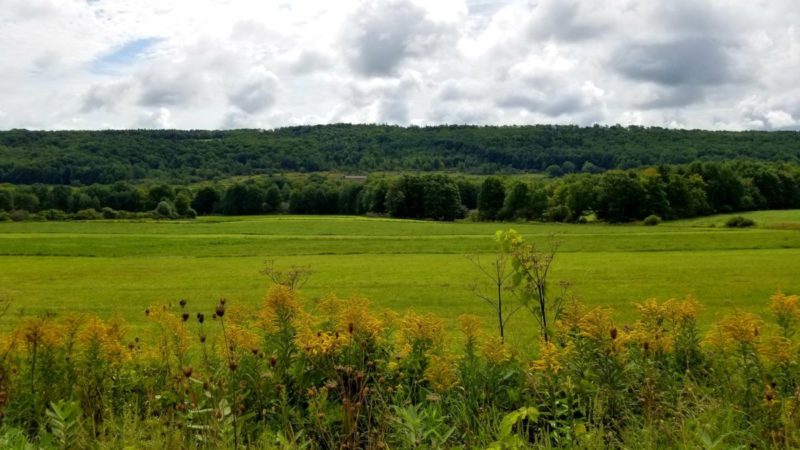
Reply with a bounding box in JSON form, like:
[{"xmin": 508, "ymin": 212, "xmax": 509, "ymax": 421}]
[{"xmin": 1, "ymin": 211, "xmax": 799, "ymax": 345}]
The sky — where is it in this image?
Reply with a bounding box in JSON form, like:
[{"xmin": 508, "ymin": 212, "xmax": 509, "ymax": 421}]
[{"xmin": 0, "ymin": 0, "xmax": 798, "ymax": 131}]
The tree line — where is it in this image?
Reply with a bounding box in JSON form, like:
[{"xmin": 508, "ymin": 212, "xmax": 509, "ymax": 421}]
[
  {"xmin": 1, "ymin": 161, "xmax": 798, "ymax": 223},
  {"xmin": 2, "ymin": 124, "xmax": 800, "ymax": 184}
]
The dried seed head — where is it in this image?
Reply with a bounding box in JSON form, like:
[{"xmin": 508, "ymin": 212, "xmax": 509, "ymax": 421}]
[
  {"xmin": 196, "ymin": 313, "xmax": 204, "ymax": 324},
  {"xmin": 181, "ymin": 313, "xmax": 190, "ymax": 322},
  {"xmin": 610, "ymin": 328, "xmax": 618, "ymax": 340},
  {"xmin": 179, "ymin": 299, "xmax": 187, "ymax": 309},
  {"xmin": 182, "ymin": 366, "xmax": 193, "ymax": 378}
]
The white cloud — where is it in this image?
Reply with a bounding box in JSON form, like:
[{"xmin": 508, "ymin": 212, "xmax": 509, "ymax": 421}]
[{"xmin": 0, "ymin": 0, "xmax": 798, "ymax": 130}]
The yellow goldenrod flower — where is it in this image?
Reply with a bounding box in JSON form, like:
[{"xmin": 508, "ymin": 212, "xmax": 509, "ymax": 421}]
[
  {"xmin": 482, "ymin": 336, "xmax": 513, "ymax": 365},
  {"xmin": 424, "ymin": 353, "xmax": 458, "ymax": 393},
  {"xmin": 530, "ymin": 341, "xmax": 567, "ymax": 374},
  {"xmin": 458, "ymin": 314, "xmax": 483, "ymax": 348},
  {"xmin": 706, "ymin": 312, "xmax": 763, "ymax": 349}
]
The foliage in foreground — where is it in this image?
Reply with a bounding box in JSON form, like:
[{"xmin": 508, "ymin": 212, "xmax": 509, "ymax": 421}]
[{"xmin": 0, "ymin": 285, "xmax": 799, "ymax": 449}]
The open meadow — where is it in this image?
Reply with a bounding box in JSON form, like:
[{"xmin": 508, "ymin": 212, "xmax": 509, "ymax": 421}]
[{"xmin": 1, "ymin": 210, "xmax": 798, "ymax": 345}]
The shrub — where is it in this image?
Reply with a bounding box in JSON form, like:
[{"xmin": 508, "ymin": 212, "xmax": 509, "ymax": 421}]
[
  {"xmin": 154, "ymin": 200, "xmax": 177, "ymax": 219},
  {"xmin": 40, "ymin": 209, "xmax": 68, "ymax": 221},
  {"xmin": 9, "ymin": 210, "xmax": 28, "ymax": 222},
  {"xmin": 725, "ymin": 215, "xmax": 755, "ymax": 228},
  {"xmin": 643, "ymin": 214, "xmax": 662, "ymax": 226},
  {"xmin": 0, "ymin": 211, "xmax": 9, "ymax": 222},
  {"xmin": 73, "ymin": 208, "xmax": 102, "ymax": 220},
  {"xmin": 101, "ymin": 207, "xmax": 119, "ymax": 219}
]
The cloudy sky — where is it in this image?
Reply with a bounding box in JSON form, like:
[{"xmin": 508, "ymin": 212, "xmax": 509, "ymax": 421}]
[{"xmin": 0, "ymin": 0, "xmax": 798, "ymax": 130}]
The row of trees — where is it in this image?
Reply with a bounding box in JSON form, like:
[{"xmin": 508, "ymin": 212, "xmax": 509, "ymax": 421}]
[
  {"xmin": 478, "ymin": 161, "xmax": 800, "ymax": 223},
  {"xmin": 1, "ymin": 161, "xmax": 799, "ymax": 223},
  {"xmin": 2, "ymin": 125, "xmax": 800, "ymax": 184}
]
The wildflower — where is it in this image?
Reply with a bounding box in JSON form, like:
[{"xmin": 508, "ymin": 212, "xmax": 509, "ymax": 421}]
[
  {"xmin": 706, "ymin": 312, "xmax": 763, "ymax": 349},
  {"xmin": 399, "ymin": 311, "xmax": 444, "ymax": 350},
  {"xmin": 770, "ymin": 291, "xmax": 800, "ymax": 335},
  {"xmin": 257, "ymin": 284, "xmax": 300, "ymax": 332},
  {"xmin": 424, "ymin": 353, "xmax": 458, "ymax": 393},
  {"xmin": 530, "ymin": 341, "xmax": 567, "ymax": 374},
  {"xmin": 458, "ymin": 314, "xmax": 483, "ymax": 348},
  {"xmin": 77, "ymin": 316, "xmax": 129, "ymax": 363},
  {"xmin": 577, "ymin": 307, "xmax": 614, "ymax": 341},
  {"xmin": 482, "ymin": 336, "xmax": 513, "ymax": 365},
  {"xmin": 338, "ymin": 297, "xmax": 384, "ymax": 340},
  {"xmin": 759, "ymin": 335, "xmax": 796, "ymax": 365},
  {"xmin": 554, "ymin": 300, "xmax": 586, "ymax": 335},
  {"xmin": 674, "ymin": 296, "xmax": 700, "ymax": 323}
]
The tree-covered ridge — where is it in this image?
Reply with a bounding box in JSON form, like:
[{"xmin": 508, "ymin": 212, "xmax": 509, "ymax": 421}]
[{"xmin": 1, "ymin": 124, "xmax": 799, "ymax": 184}]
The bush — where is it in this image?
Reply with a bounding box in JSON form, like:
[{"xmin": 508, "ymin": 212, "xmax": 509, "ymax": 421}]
[
  {"xmin": 101, "ymin": 207, "xmax": 119, "ymax": 219},
  {"xmin": 643, "ymin": 214, "xmax": 662, "ymax": 226},
  {"xmin": 154, "ymin": 200, "xmax": 177, "ymax": 219},
  {"xmin": 0, "ymin": 211, "xmax": 9, "ymax": 222},
  {"xmin": 545, "ymin": 205, "xmax": 571, "ymax": 222},
  {"xmin": 40, "ymin": 209, "xmax": 68, "ymax": 221},
  {"xmin": 725, "ymin": 215, "xmax": 755, "ymax": 228},
  {"xmin": 73, "ymin": 208, "xmax": 102, "ymax": 220},
  {"xmin": 9, "ymin": 210, "xmax": 29, "ymax": 222}
]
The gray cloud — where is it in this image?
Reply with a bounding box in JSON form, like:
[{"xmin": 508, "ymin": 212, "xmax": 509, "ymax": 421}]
[
  {"xmin": 343, "ymin": 0, "xmax": 451, "ymax": 77},
  {"xmin": 614, "ymin": 37, "xmax": 733, "ymax": 87},
  {"xmin": 527, "ymin": 0, "xmax": 608, "ymax": 42},
  {"xmin": 81, "ymin": 80, "xmax": 133, "ymax": 112},
  {"xmin": 228, "ymin": 69, "xmax": 279, "ymax": 114}
]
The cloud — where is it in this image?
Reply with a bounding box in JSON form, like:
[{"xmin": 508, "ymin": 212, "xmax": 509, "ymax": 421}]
[
  {"xmin": 228, "ymin": 68, "xmax": 280, "ymax": 114},
  {"xmin": 527, "ymin": 0, "xmax": 608, "ymax": 42},
  {"xmin": 136, "ymin": 107, "xmax": 172, "ymax": 129},
  {"xmin": 0, "ymin": 0, "xmax": 798, "ymax": 130},
  {"xmin": 81, "ymin": 80, "xmax": 133, "ymax": 112},
  {"xmin": 614, "ymin": 37, "xmax": 733, "ymax": 87},
  {"xmin": 343, "ymin": 0, "xmax": 453, "ymax": 77}
]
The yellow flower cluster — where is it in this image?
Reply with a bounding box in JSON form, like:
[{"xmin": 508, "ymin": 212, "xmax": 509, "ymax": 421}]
[
  {"xmin": 77, "ymin": 316, "xmax": 129, "ymax": 363},
  {"xmin": 530, "ymin": 341, "xmax": 567, "ymax": 374},
  {"xmin": 14, "ymin": 316, "xmax": 61, "ymax": 349},
  {"xmin": 399, "ymin": 311, "xmax": 444, "ymax": 349},
  {"xmin": 482, "ymin": 336, "xmax": 513, "ymax": 365},
  {"xmin": 257, "ymin": 284, "xmax": 300, "ymax": 332},
  {"xmin": 338, "ymin": 297, "xmax": 385, "ymax": 340},
  {"xmin": 222, "ymin": 322, "xmax": 262, "ymax": 355},
  {"xmin": 759, "ymin": 335, "xmax": 796, "ymax": 365},
  {"xmin": 706, "ymin": 312, "xmax": 763, "ymax": 349},
  {"xmin": 424, "ymin": 353, "xmax": 458, "ymax": 393},
  {"xmin": 554, "ymin": 300, "xmax": 587, "ymax": 335},
  {"xmin": 296, "ymin": 329, "xmax": 348, "ymax": 357},
  {"xmin": 577, "ymin": 307, "xmax": 615, "ymax": 341},
  {"xmin": 770, "ymin": 291, "xmax": 800, "ymax": 318},
  {"xmin": 146, "ymin": 304, "xmax": 189, "ymax": 359},
  {"xmin": 458, "ymin": 314, "xmax": 483, "ymax": 348}
]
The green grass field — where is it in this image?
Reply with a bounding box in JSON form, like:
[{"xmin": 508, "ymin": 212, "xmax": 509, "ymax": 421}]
[{"xmin": 1, "ymin": 210, "xmax": 799, "ymax": 345}]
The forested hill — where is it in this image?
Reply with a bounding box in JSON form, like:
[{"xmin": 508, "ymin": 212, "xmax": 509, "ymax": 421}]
[{"xmin": 1, "ymin": 124, "xmax": 799, "ymax": 184}]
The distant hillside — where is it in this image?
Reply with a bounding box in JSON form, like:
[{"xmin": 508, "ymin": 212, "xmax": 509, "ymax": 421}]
[{"xmin": 1, "ymin": 124, "xmax": 798, "ymax": 184}]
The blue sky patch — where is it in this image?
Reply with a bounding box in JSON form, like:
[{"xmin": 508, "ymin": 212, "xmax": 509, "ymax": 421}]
[{"xmin": 91, "ymin": 37, "xmax": 162, "ymax": 73}]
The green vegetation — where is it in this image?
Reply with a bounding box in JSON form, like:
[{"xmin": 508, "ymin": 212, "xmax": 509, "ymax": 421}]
[
  {"xmin": 1, "ymin": 212, "xmax": 799, "ymax": 341},
  {"xmin": 3, "ymin": 160, "xmax": 800, "ymax": 224},
  {"xmin": 0, "ymin": 237, "xmax": 799, "ymax": 448},
  {"xmin": 3, "ymin": 125, "xmax": 800, "ymax": 184}
]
